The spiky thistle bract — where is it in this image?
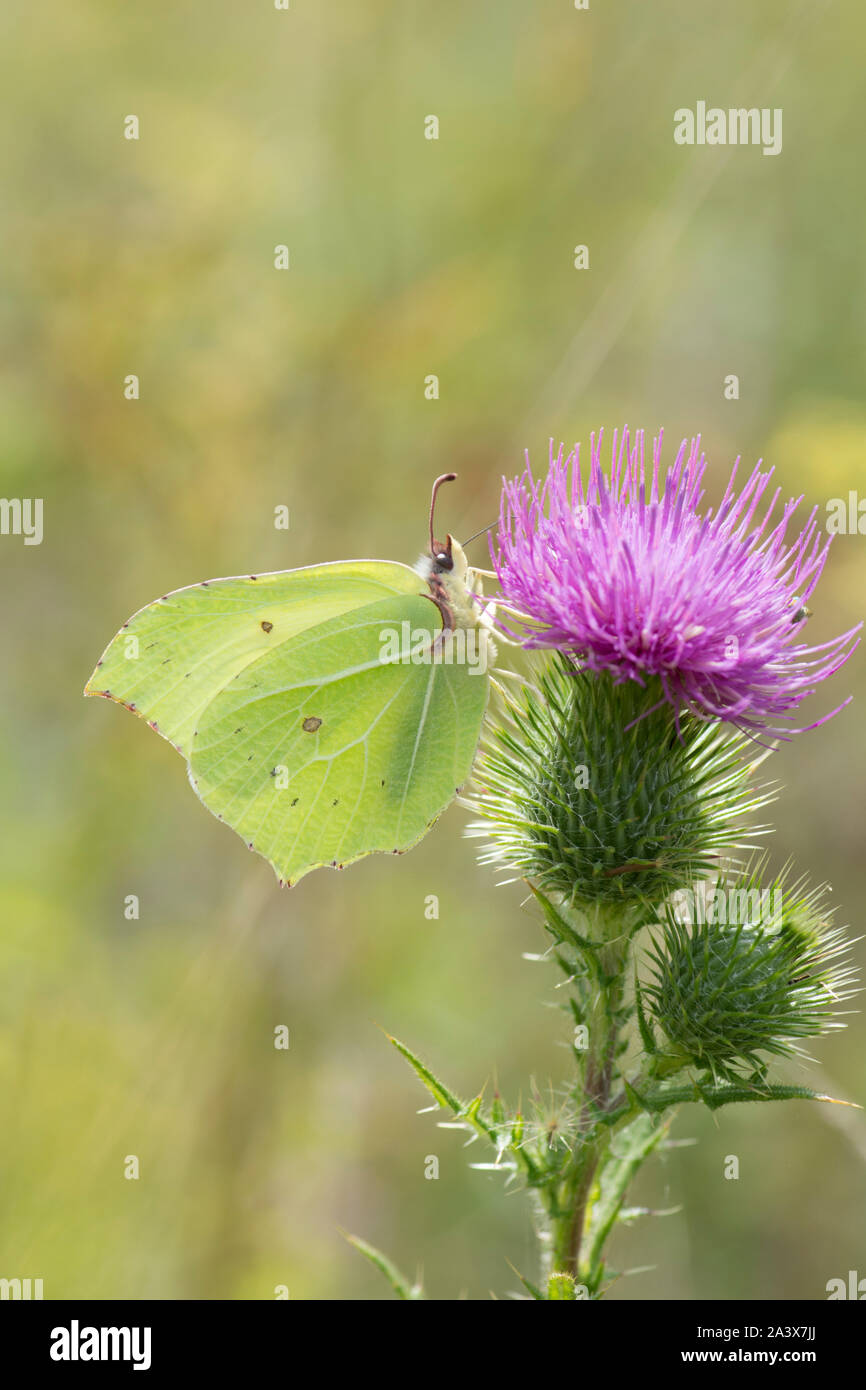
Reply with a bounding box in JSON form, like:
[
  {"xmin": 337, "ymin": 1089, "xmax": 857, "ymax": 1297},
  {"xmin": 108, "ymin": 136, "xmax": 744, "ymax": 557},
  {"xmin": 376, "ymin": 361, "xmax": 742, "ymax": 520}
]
[{"xmin": 466, "ymin": 656, "xmax": 772, "ymax": 911}]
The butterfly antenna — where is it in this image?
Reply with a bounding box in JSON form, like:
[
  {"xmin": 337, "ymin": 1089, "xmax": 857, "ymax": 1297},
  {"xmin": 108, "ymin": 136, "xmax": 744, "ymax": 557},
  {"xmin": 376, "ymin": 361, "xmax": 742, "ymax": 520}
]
[
  {"xmin": 461, "ymin": 520, "xmax": 497, "ymax": 547},
  {"xmin": 429, "ymin": 473, "xmax": 457, "ymax": 552}
]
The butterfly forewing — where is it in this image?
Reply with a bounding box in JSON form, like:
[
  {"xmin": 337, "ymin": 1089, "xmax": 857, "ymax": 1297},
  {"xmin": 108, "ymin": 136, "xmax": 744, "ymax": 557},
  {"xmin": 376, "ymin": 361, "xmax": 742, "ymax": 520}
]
[{"xmin": 84, "ymin": 561, "xmax": 427, "ymax": 756}]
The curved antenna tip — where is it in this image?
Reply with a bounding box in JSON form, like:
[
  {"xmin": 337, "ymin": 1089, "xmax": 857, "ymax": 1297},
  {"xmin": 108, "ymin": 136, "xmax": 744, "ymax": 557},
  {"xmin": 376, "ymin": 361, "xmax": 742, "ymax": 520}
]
[{"xmin": 429, "ymin": 473, "xmax": 458, "ymax": 552}]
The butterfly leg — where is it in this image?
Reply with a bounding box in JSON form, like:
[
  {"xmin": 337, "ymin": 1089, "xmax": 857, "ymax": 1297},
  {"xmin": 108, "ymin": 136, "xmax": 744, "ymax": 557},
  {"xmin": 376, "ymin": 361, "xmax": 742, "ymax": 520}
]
[{"xmin": 422, "ymin": 589, "xmax": 456, "ymax": 659}]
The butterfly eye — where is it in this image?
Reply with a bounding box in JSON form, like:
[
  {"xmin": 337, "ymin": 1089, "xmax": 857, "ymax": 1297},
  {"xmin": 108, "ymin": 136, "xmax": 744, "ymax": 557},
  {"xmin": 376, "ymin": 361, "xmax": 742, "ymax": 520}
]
[{"xmin": 434, "ymin": 550, "xmax": 454, "ymax": 571}]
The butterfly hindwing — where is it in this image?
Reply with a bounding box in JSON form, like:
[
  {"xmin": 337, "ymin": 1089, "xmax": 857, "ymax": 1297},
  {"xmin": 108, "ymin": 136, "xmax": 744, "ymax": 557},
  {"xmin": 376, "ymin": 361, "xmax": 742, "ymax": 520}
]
[{"xmin": 188, "ymin": 592, "xmax": 489, "ymax": 883}]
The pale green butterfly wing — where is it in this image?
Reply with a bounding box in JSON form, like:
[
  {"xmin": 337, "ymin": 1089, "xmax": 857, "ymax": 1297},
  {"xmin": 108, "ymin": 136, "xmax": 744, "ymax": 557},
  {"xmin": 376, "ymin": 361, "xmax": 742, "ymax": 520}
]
[
  {"xmin": 188, "ymin": 592, "xmax": 489, "ymax": 883},
  {"xmin": 85, "ymin": 561, "xmax": 490, "ymax": 883},
  {"xmin": 84, "ymin": 561, "xmax": 429, "ymax": 756}
]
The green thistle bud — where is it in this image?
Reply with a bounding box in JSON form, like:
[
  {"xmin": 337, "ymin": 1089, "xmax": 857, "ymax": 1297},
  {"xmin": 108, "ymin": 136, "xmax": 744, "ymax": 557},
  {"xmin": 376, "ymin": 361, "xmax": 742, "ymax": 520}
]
[
  {"xmin": 547, "ymin": 1272, "xmax": 582, "ymax": 1300},
  {"xmin": 642, "ymin": 862, "xmax": 857, "ymax": 1081},
  {"xmin": 466, "ymin": 657, "xmax": 770, "ymax": 911}
]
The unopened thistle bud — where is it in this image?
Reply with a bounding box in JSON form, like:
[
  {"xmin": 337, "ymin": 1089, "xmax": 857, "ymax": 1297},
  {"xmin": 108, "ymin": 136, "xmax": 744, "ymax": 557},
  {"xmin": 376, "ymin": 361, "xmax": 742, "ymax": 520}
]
[{"xmin": 642, "ymin": 863, "xmax": 857, "ymax": 1080}]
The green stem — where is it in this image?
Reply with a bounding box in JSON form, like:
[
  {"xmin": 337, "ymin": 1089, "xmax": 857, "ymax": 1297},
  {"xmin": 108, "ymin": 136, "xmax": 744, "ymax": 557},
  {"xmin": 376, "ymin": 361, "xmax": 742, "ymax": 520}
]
[{"xmin": 544, "ymin": 911, "xmax": 630, "ymax": 1290}]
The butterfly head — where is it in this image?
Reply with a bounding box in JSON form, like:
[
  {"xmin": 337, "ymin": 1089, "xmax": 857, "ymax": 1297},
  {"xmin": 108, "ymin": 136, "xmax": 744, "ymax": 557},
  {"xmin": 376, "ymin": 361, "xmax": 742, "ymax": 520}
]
[
  {"xmin": 430, "ymin": 532, "xmax": 453, "ymax": 573},
  {"xmin": 423, "ymin": 473, "xmax": 469, "ymax": 582},
  {"xmin": 415, "ymin": 472, "xmax": 473, "ymax": 607},
  {"xmin": 429, "ymin": 531, "xmax": 469, "ymax": 581}
]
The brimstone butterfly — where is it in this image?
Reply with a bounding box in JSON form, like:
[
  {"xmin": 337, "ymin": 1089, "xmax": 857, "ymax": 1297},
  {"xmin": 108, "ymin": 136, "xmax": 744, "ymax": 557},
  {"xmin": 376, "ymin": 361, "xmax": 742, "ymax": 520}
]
[{"xmin": 84, "ymin": 475, "xmax": 494, "ymax": 885}]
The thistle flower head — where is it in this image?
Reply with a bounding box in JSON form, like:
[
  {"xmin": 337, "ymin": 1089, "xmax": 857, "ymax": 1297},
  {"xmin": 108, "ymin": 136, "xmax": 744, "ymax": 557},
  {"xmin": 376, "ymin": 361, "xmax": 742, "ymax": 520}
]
[
  {"xmin": 642, "ymin": 861, "xmax": 857, "ymax": 1081},
  {"xmin": 494, "ymin": 428, "xmax": 860, "ymax": 735},
  {"xmin": 465, "ymin": 657, "xmax": 771, "ymax": 912}
]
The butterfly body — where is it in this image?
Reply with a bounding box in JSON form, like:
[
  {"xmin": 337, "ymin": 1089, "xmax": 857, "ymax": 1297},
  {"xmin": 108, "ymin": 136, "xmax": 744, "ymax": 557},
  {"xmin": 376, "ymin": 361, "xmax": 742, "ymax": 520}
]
[{"xmin": 416, "ymin": 535, "xmax": 488, "ymax": 629}]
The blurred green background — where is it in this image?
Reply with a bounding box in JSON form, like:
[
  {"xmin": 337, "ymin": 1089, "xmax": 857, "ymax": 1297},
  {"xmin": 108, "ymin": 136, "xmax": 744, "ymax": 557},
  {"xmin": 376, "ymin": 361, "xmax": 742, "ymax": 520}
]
[{"xmin": 1, "ymin": 0, "xmax": 864, "ymax": 1299}]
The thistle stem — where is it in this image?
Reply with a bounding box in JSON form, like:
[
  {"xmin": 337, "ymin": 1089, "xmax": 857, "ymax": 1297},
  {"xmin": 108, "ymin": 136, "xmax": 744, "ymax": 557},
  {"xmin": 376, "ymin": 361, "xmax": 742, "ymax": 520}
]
[{"xmin": 544, "ymin": 917, "xmax": 629, "ymax": 1290}]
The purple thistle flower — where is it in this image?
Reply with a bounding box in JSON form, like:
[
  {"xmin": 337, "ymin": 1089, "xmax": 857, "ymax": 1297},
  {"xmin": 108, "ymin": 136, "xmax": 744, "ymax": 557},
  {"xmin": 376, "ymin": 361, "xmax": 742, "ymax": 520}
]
[{"xmin": 493, "ymin": 428, "xmax": 860, "ymax": 735}]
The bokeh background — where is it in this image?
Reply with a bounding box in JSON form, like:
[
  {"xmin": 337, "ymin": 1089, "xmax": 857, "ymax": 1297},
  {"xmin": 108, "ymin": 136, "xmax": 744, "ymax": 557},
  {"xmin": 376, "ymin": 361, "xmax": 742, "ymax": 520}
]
[{"xmin": 1, "ymin": 0, "xmax": 864, "ymax": 1300}]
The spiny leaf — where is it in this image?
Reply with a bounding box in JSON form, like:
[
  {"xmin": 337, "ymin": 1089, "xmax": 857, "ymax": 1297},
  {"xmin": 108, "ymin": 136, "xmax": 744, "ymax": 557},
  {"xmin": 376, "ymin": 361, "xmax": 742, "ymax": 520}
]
[
  {"xmin": 342, "ymin": 1233, "xmax": 424, "ymax": 1300},
  {"xmin": 695, "ymin": 1080, "xmax": 855, "ymax": 1111},
  {"xmin": 586, "ymin": 1114, "xmax": 671, "ymax": 1282},
  {"xmin": 525, "ymin": 882, "xmax": 603, "ymax": 977},
  {"xmin": 623, "ymin": 1076, "xmax": 851, "ymax": 1114},
  {"xmin": 387, "ymin": 1034, "xmax": 502, "ymax": 1150},
  {"xmin": 387, "ymin": 1033, "xmax": 464, "ymax": 1113},
  {"xmin": 633, "ymin": 974, "xmax": 658, "ymax": 1056},
  {"xmin": 505, "ymin": 1260, "xmax": 546, "ymax": 1301},
  {"xmin": 461, "ymin": 1092, "xmax": 499, "ymax": 1145}
]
